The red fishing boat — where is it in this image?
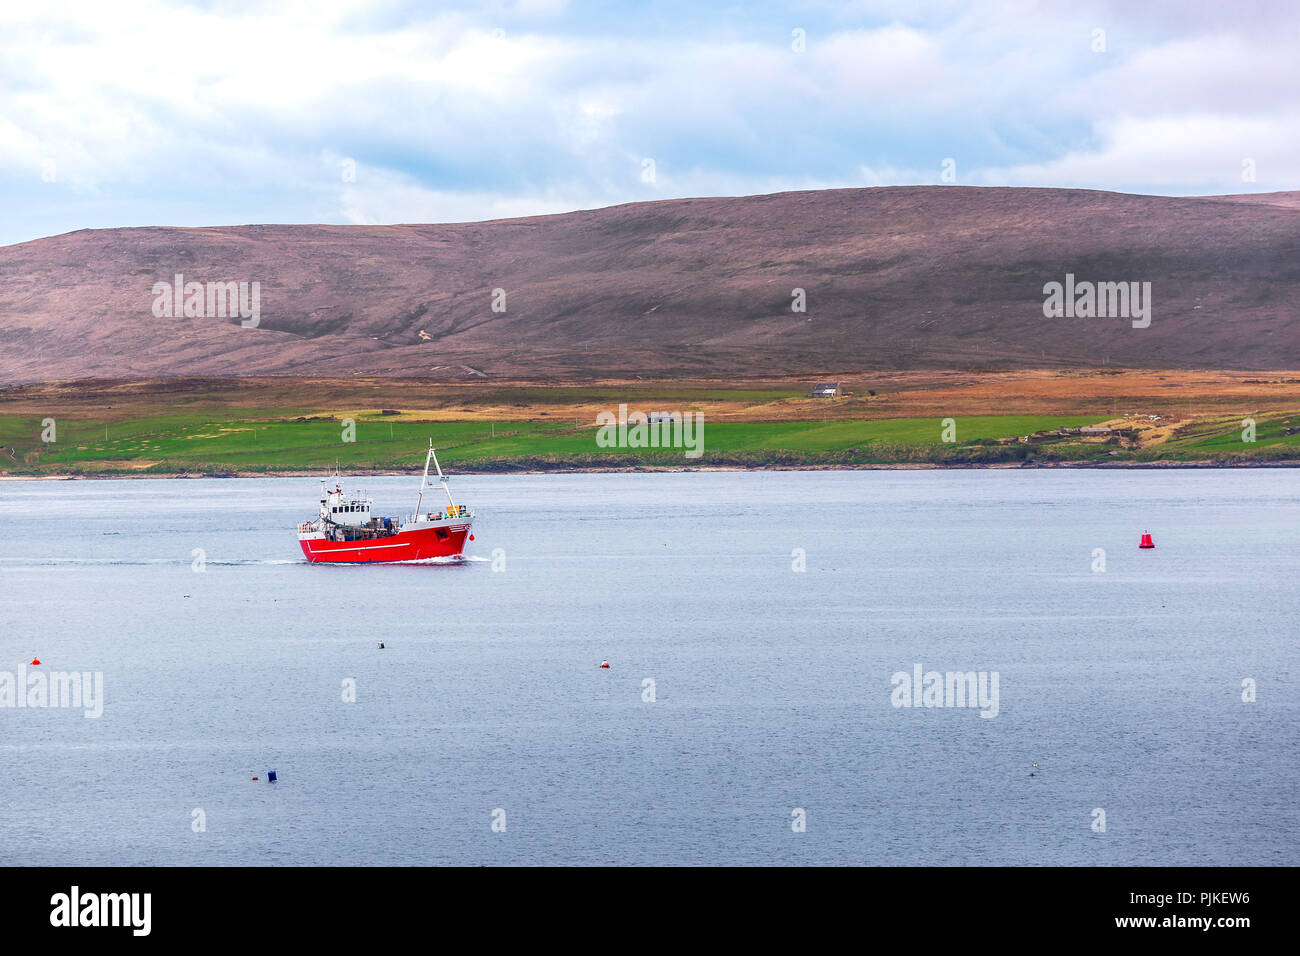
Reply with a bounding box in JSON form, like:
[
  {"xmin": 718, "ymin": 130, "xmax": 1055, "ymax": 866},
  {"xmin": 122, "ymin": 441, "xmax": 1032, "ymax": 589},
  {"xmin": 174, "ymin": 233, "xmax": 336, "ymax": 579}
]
[{"xmin": 297, "ymin": 442, "xmax": 474, "ymax": 563}]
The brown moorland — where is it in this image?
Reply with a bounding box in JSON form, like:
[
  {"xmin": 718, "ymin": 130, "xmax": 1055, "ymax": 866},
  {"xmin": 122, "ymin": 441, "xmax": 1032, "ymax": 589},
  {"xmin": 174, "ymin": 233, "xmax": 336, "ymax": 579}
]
[
  {"xmin": 4, "ymin": 370, "xmax": 1299, "ymax": 424},
  {"xmin": 2, "ymin": 186, "xmax": 1298, "ymax": 384}
]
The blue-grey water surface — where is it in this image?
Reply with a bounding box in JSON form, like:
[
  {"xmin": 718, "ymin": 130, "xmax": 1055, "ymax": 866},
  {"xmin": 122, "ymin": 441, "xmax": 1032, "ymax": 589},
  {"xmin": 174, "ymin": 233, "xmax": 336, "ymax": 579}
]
[{"xmin": 1, "ymin": 469, "xmax": 1297, "ymax": 865}]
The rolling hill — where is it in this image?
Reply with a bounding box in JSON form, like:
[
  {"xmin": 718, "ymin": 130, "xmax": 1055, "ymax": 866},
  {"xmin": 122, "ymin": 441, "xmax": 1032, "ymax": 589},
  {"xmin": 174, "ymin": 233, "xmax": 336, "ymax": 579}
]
[{"xmin": 2, "ymin": 186, "xmax": 1298, "ymax": 383}]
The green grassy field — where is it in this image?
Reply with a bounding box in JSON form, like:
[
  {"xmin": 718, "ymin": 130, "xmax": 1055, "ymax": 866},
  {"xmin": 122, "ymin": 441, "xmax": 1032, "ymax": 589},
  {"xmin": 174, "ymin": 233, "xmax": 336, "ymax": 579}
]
[
  {"xmin": 1174, "ymin": 413, "xmax": 1300, "ymax": 451},
  {"xmin": 3, "ymin": 407, "xmax": 1298, "ymax": 474}
]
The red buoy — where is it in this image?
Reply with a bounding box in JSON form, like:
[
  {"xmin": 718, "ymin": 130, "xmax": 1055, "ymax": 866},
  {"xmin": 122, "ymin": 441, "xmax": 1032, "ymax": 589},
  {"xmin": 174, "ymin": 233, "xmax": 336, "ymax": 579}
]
[
  {"xmin": 468, "ymin": 535, "xmax": 474, "ymax": 541},
  {"xmin": 1139, "ymin": 531, "xmax": 1155, "ymax": 549},
  {"xmin": 30, "ymin": 659, "xmax": 40, "ymax": 666},
  {"xmin": 600, "ymin": 660, "xmax": 610, "ymax": 669}
]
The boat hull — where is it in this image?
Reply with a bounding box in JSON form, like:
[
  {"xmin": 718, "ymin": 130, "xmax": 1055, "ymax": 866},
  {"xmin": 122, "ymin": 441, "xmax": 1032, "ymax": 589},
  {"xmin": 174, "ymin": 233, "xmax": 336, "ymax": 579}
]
[{"xmin": 299, "ymin": 523, "xmax": 471, "ymax": 563}]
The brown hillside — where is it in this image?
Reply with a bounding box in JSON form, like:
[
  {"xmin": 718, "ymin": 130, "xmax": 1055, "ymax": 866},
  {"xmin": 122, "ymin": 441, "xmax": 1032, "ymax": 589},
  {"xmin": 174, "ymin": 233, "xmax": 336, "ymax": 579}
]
[{"xmin": 1, "ymin": 186, "xmax": 1298, "ymax": 382}]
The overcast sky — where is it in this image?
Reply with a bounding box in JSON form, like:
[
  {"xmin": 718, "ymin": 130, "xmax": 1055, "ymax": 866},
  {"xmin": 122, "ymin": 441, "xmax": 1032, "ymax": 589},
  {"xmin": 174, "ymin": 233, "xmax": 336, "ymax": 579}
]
[{"xmin": 2, "ymin": 0, "xmax": 1297, "ymax": 246}]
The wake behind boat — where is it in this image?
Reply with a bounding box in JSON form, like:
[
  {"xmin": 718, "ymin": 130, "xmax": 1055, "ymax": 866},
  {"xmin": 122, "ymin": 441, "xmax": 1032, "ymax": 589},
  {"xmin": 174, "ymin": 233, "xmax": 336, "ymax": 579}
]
[{"xmin": 296, "ymin": 442, "xmax": 474, "ymax": 563}]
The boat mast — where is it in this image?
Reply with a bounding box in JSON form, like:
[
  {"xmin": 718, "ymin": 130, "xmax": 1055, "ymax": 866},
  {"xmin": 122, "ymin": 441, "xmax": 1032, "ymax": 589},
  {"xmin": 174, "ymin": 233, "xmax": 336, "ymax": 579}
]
[{"xmin": 415, "ymin": 440, "xmax": 433, "ymax": 514}]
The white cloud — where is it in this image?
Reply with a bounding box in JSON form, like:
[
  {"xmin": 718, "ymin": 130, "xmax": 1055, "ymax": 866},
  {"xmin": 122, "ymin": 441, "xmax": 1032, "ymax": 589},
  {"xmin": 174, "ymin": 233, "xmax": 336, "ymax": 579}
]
[
  {"xmin": 814, "ymin": 24, "xmax": 954, "ymax": 110},
  {"xmin": 991, "ymin": 114, "xmax": 1300, "ymax": 190},
  {"xmin": 1061, "ymin": 33, "xmax": 1300, "ymax": 118}
]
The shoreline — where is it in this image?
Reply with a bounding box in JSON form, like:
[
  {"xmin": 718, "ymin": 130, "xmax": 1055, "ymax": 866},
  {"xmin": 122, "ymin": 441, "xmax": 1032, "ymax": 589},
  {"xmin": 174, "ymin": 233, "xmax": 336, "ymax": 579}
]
[{"xmin": 5, "ymin": 458, "xmax": 1300, "ymax": 479}]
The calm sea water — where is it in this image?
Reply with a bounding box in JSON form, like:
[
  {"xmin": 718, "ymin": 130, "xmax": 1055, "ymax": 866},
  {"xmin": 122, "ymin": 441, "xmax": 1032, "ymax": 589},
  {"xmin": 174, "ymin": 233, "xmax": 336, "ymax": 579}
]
[{"xmin": 1, "ymin": 469, "xmax": 1296, "ymax": 866}]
